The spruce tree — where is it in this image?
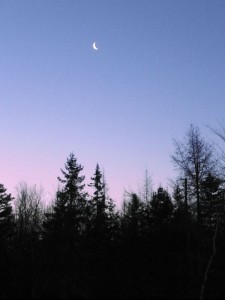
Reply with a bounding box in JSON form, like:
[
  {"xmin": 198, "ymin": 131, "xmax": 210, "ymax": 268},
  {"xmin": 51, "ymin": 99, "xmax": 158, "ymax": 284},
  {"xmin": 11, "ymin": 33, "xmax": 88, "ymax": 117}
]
[
  {"xmin": 0, "ymin": 183, "xmax": 14, "ymax": 247},
  {"xmin": 151, "ymin": 187, "xmax": 173, "ymax": 227},
  {"xmin": 43, "ymin": 153, "xmax": 87, "ymax": 299},
  {"xmin": 0, "ymin": 183, "xmax": 14, "ymax": 299},
  {"xmin": 200, "ymin": 172, "xmax": 225, "ymax": 228},
  {"xmin": 89, "ymin": 164, "xmax": 106, "ymax": 236}
]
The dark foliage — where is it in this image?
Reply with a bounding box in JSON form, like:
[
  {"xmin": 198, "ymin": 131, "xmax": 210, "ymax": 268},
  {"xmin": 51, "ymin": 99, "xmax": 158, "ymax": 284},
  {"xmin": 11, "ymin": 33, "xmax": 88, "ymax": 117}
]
[
  {"xmin": 2, "ymin": 144, "xmax": 225, "ymax": 299},
  {"xmin": 0, "ymin": 184, "xmax": 15, "ymax": 299}
]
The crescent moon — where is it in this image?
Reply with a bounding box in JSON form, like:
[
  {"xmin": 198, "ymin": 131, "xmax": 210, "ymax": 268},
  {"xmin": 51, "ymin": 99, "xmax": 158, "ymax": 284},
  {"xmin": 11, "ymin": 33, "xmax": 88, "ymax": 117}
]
[{"xmin": 93, "ymin": 42, "xmax": 98, "ymax": 50}]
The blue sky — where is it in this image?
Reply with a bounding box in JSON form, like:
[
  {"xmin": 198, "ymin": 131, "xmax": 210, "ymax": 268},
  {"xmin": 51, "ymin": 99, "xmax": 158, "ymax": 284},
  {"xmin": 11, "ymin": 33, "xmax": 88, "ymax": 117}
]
[{"xmin": 1, "ymin": 0, "xmax": 225, "ymax": 206}]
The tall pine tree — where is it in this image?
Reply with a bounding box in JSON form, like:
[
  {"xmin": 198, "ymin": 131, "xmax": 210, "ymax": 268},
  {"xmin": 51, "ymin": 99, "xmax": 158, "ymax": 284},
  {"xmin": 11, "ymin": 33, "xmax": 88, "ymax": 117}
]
[
  {"xmin": 0, "ymin": 183, "xmax": 14, "ymax": 299},
  {"xmin": 89, "ymin": 164, "xmax": 106, "ymax": 237},
  {"xmin": 43, "ymin": 153, "xmax": 87, "ymax": 299},
  {"xmin": 0, "ymin": 183, "xmax": 14, "ymax": 248},
  {"xmin": 200, "ymin": 172, "xmax": 225, "ymax": 228}
]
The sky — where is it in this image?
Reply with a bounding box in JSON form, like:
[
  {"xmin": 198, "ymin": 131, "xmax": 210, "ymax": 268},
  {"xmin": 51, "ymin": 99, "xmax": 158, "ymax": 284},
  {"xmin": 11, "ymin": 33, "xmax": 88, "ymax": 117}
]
[{"xmin": 1, "ymin": 0, "xmax": 225, "ymax": 207}]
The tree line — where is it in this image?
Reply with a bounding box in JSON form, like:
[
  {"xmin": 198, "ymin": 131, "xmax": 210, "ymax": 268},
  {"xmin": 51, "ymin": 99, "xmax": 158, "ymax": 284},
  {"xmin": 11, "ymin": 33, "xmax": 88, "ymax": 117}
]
[{"xmin": 1, "ymin": 124, "xmax": 225, "ymax": 299}]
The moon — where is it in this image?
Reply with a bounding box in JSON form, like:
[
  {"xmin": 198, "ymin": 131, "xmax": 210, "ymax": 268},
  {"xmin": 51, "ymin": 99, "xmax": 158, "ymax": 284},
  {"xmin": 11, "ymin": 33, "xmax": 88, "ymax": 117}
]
[{"xmin": 92, "ymin": 42, "xmax": 98, "ymax": 50}]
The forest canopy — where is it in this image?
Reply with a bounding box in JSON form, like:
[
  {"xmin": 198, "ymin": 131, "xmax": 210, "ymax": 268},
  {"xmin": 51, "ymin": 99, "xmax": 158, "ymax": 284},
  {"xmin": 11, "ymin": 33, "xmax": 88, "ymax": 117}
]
[{"xmin": 1, "ymin": 124, "xmax": 225, "ymax": 300}]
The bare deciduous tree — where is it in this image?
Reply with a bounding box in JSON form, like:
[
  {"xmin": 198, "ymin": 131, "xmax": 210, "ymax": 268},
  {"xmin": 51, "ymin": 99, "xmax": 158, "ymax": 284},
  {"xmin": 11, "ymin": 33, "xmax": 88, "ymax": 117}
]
[
  {"xmin": 210, "ymin": 123, "xmax": 225, "ymax": 178},
  {"xmin": 14, "ymin": 182, "xmax": 45, "ymax": 239},
  {"xmin": 172, "ymin": 124, "xmax": 216, "ymax": 223}
]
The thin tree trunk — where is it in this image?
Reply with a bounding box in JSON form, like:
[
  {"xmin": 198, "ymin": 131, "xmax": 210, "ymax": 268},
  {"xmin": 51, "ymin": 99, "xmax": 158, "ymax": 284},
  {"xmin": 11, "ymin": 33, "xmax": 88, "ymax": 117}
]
[{"xmin": 200, "ymin": 219, "xmax": 219, "ymax": 300}]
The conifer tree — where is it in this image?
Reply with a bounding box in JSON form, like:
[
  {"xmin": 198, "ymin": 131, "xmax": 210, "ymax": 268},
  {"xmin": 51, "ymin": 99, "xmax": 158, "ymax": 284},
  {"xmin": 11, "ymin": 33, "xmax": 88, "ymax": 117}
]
[
  {"xmin": 121, "ymin": 193, "xmax": 144, "ymax": 241},
  {"xmin": 105, "ymin": 197, "xmax": 119, "ymax": 241},
  {"xmin": 0, "ymin": 183, "xmax": 14, "ymax": 299},
  {"xmin": 43, "ymin": 153, "xmax": 87, "ymax": 299},
  {"xmin": 89, "ymin": 167, "xmax": 119, "ymax": 242},
  {"xmin": 89, "ymin": 164, "xmax": 106, "ymax": 235},
  {"xmin": 172, "ymin": 181, "xmax": 188, "ymax": 223},
  {"xmin": 172, "ymin": 182, "xmax": 184, "ymax": 208},
  {"xmin": 151, "ymin": 187, "xmax": 173, "ymax": 227},
  {"xmin": 0, "ymin": 183, "xmax": 14, "ymax": 247},
  {"xmin": 44, "ymin": 153, "xmax": 87, "ymax": 240},
  {"xmin": 200, "ymin": 172, "xmax": 225, "ymax": 228}
]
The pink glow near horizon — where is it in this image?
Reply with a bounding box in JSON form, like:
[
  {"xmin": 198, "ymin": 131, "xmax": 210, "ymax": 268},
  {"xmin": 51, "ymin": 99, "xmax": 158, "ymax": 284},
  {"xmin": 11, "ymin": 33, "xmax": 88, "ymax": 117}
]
[{"xmin": 1, "ymin": 1, "xmax": 225, "ymax": 208}]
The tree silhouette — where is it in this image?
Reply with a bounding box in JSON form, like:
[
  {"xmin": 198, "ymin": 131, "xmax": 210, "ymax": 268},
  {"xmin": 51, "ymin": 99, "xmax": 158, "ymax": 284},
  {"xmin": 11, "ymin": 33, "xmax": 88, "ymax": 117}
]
[
  {"xmin": 43, "ymin": 153, "xmax": 88, "ymax": 299},
  {"xmin": 1, "ymin": 126, "xmax": 225, "ymax": 300},
  {"xmin": 139, "ymin": 169, "xmax": 153, "ymax": 203},
  {"xmin": 172, "ymin": 124, "xmax": 216, "ymax": 224},
  {"xmin": 151, "ymin": 186, "xmax": 174, "ymax": 227},
  {"xmin": 14, "ymin": 182, "xmax": 44, "ymax": 242},
  {"xmin": 200, "ymin": 173, "xmax": 225, "ymax": 229},
  {"xmin": 47, "ymin": 153, "xmax": 87, "ymax": 237},
  {"xmin": 0, "ymin": 183, "xmax": 15, "ymax": 299},
  {"xmin": 0, "ymin": 183, "xmax": 14, "ymax": 245},
  {"xmin": 89, "ymin": 164, "xmax": 106, "ymax": 238}
]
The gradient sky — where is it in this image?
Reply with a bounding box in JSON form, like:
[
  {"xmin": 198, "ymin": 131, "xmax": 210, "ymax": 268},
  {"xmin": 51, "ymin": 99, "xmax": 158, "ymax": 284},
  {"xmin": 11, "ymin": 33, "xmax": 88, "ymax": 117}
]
[{"xmin": 1, "ymin": 0, "xmax": 225, "ymax": 206}]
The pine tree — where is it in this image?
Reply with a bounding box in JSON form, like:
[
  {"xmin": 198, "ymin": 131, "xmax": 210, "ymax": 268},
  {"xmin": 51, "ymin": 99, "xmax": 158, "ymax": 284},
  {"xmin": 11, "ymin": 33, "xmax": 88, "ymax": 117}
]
[
  {"xmin": 105, "ymin": 197, "xmax": 119, "ymax": 242},
  {"xmin": 151, "ymin": 187, "xmax": 173, "ymax": 227},
  {"xmin": 44, "ymin": 153, "xmax": 88, "ymax": 246},
  {"xmin": 200, "ymin": 172, "xmax": 225, "ymax": 228},
  {"xmin": 0, "ymin": 183, "xmax": 15, "ymax": 299},
  {"xmin": 172, "ymin": 181, "xmax": 188, "ymax": 223},
  {"xmin": 0, "ymin": 183, "xmax": 14, "ymax": 247},
  {"xmin": 43, "ymin": 153, "xmax": 87, "ymax": 299},
  {"xmin": 89, "ymin": 167, "xmax": 119, "ymax": 242},
  {"xmin": 57, "ymin": 153, "xmax": 85, "ymax": 205},
  {"xmin": 89, "ymin": 164, "xmax": 106, "ymax": 236},
  {"xmin": 121, "ymin": 193, "xmax": 144, "ymax": 241},
  {"xmin": 172, "ymin": 182, "xmax": 184, "ymax": 208}
]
